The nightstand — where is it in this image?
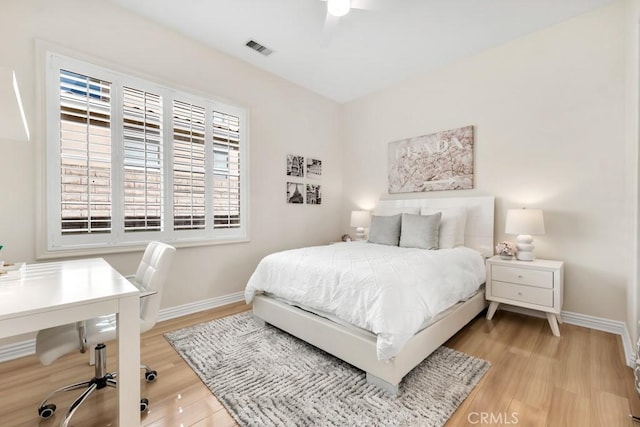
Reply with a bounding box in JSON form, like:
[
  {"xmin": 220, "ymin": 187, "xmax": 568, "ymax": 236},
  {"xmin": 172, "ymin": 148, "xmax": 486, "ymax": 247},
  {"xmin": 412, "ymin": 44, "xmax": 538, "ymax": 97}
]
[{"xmin": 485, "ymin": 256, "xmax": 564, "ymax": 336}]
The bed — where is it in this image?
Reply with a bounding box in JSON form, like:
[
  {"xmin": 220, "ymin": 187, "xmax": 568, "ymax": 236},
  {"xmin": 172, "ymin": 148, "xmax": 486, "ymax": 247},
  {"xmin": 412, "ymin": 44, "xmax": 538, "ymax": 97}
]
[{"xmin": 245, "ymin": 196, "xmax": 494, "ymax": 394}]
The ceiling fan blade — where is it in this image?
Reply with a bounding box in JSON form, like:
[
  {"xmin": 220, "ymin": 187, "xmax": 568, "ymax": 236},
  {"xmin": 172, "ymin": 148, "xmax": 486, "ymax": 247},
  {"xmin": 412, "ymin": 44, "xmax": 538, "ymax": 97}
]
[
  {"xmin": 322, "ymin": 12, "xmax": 339, "ymax": 43},
  {"xmin": 351, "ymin": 0, "xmax": 383, "ymax": 11}
]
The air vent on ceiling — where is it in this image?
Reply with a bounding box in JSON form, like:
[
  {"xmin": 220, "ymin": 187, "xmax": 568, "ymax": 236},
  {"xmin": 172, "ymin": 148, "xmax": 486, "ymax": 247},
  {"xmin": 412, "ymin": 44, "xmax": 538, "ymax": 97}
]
[{"xmin": 246, "ymin": 40, "xmax": 274, "ymax": 56}]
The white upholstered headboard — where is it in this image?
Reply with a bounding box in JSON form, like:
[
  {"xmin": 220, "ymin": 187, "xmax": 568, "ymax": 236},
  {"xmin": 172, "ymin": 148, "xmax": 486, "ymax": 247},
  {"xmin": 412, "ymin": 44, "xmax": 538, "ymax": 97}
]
[{"xmin": 375, "ymin": 196, "xmax": 495, "ymax": 257}]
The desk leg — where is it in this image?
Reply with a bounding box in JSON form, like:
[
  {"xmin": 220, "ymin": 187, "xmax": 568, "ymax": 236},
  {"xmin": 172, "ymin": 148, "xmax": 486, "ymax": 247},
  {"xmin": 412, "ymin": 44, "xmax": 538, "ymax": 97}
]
[{"xmin": 117, "ymin": 294, "xmax": 140, "ymax": 426}]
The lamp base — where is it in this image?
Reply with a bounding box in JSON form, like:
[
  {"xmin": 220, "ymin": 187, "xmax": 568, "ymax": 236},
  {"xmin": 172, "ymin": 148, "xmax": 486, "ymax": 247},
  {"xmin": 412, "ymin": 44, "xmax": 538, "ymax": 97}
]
[{"xmin": 515, "ymin": 234, "xmax": 535, "ymax": 261}]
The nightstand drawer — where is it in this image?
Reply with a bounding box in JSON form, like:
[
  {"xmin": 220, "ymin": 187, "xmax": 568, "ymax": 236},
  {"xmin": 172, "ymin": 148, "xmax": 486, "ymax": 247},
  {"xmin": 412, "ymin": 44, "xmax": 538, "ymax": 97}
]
[
  {"xmin": 492, "ymin": 265, "xmax": 553, "ymax": 289},
  {"xmin": 492, "ymin": 281, "xmax": 553, "ymax": 307}
]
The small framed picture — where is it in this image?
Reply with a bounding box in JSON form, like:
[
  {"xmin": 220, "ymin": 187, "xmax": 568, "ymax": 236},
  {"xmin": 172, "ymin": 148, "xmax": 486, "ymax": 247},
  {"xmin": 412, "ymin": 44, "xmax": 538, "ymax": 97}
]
[
  {"xmin": 306, "ymin": 184, "xmax": 321, "ymax": 205},
  {"xmin": 286, "ymin": 182, "xmax": 304, "ymax": 204},
  {"xmin": 306, "ymin": 158, "xmax": 322, "ymax": 179},
  {"xmin": 287, "ymin": 155, "xmax": 304, "ymax": 177}
]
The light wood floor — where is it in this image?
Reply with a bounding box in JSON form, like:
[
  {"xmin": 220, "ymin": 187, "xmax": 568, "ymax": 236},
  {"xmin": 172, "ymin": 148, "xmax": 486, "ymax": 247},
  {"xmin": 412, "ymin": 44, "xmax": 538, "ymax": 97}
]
[{"xmin": 0, "ymin": 303, "xmax": 637, "ymax": 426}]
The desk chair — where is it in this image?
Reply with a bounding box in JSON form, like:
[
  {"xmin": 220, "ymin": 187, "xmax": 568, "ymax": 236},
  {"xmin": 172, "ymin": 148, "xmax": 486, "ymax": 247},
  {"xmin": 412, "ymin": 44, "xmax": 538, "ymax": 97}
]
[{"xmin": 35, "ymin": 241, "xmax": 176, "ymax": 426}]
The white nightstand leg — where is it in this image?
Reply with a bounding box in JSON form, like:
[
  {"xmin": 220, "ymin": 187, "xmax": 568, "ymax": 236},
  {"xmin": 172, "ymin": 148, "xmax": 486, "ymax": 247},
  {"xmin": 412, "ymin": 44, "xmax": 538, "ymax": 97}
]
[
  {"xmin": 486, "ymin": 301, "xmax": 500, "ymax": 320},
  {"xmin": 556, "ymin": 313, "xmax": 563, "ymax": 324},
  {"xmin": 545, "ymin": 312, "xmax": 561, "ymax": 337}
]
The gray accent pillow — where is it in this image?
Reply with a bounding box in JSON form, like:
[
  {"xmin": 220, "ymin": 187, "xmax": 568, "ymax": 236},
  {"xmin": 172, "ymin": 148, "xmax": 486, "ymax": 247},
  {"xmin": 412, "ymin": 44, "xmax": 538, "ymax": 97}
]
[
  {"xmin": 399, "ymin": 212, "xmax": 441, "ymax": 250},
  {"xmin": 368, "ymin": 214, "xmax": 402, "ymax": 246}
]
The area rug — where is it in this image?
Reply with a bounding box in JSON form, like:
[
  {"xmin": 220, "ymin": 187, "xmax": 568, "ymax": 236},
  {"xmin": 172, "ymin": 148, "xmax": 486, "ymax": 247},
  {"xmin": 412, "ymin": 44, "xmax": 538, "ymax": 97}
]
[{"xmin": 164, "ymin": 312, "xmax": 490, "ymax": 427}]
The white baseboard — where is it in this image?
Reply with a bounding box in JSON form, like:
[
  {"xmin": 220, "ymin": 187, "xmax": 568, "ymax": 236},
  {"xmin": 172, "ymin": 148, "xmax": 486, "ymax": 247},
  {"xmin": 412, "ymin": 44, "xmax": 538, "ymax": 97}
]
[
  {"xmin": 0, "ymin": 291, "xmax": 246, "ymax": 363},
  {"xmin": 156, "ymin": 291, "xmax": 245, "ymax": 323},
  {"xmin": 0, "ymin": 338, "xmax": 36, "ymax": 363},
  {"xmin": 500, "ymin": 305, "xmax": 635, "ymax": 367}
]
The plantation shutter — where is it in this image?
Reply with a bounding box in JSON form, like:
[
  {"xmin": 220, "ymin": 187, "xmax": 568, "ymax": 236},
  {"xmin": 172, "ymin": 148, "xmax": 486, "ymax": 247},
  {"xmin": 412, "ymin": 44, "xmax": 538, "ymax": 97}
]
[
  {"xmin": 59, "ymin": 69, "xmax": 112, "ymax": 234},
  {"xmin": 122, "ymin": 87, "xmax": 163, "ymax": 232},
  {"xmin": 212, "ymin": 111, "xmax": 241, "ymax": 229},
  {"xmin": 172, "ymin": 100, "xmax": 206, "ymax": 230},
  {"xmin": 47, "ymin": 52, "xmax": 248, "ymax": 251}
]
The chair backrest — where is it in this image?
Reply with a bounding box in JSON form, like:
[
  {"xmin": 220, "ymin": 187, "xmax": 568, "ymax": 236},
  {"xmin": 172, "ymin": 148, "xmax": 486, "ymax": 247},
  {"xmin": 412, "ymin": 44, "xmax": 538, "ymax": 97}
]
[{"xmin": 132, "ymin": 241, "xmax": 176, "ymax": 332}]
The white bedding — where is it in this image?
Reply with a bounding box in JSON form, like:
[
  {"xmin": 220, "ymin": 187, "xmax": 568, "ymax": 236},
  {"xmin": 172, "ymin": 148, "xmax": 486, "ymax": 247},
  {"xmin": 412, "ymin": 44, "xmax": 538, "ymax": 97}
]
[{"xmin": 244, "ymin": 241, "xmax": 486, "ymax": 360}]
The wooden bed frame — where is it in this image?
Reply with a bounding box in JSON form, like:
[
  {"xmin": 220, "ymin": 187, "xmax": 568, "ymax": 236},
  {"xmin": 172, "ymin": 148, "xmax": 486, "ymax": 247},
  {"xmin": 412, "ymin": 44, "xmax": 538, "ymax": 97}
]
[{"xmin": 253, "ymin": 196, "xmax": 495, "ymax": 395}]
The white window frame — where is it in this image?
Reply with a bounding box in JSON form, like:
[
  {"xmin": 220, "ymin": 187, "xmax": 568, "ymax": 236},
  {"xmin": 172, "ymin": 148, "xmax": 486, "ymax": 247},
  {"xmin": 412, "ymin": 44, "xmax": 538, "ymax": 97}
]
[{"xmin": 44, "ymin": 51, "xmax": 249, "ymax": 252}]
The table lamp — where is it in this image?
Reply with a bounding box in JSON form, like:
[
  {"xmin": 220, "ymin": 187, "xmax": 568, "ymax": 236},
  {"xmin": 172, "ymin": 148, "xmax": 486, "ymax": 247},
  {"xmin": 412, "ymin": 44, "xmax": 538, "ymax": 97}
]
[
  {"xmin": 505, "ymin": 208, "xmax": 545, "ymax": 261},
  {"xmin": 350, "ymin": 210, "xmax": 371, "ymax": 240}
]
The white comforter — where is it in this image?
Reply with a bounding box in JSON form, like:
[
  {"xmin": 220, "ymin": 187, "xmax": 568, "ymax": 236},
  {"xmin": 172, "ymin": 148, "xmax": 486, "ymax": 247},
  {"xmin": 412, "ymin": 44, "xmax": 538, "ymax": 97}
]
[{"xmin": 244, "ymin": 242, "xmax": 486, "ymax": 360}]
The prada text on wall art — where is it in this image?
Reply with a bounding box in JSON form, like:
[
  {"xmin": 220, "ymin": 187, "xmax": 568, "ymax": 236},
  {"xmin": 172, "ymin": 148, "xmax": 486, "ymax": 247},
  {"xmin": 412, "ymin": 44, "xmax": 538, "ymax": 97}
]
[{"xmin": 388, "ymin": 125, "xmax": 474, "ymax": 193}]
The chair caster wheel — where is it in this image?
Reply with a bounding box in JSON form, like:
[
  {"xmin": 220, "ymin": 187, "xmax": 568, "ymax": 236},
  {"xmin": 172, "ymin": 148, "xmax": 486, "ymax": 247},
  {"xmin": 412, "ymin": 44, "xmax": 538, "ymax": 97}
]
[
  {"xmin": 145, "ymin": 370, "xmax": 157, "ymax": 382},
  {"xmin": 140, "ymin": 398, "xmax": 149, "ymax": 412},
  {"xmin": 38, "ymin": 403, "xmax": 56, "ymax": 419}
]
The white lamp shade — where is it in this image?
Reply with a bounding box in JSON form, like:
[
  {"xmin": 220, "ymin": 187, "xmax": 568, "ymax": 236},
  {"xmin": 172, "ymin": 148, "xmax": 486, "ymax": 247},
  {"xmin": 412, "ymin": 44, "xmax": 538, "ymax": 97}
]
[
  {"xmin": 0, "ymin": 67, "xmax": 29, "ymax": 142},
  {"xmin": 505, "ymin": 208, "xmax": 545, "ymax": 235},
  {"xmin": 350, "ymin": 210, "xmax": 370, "ymax": 228},
  {"xmin": 327, "ymin": 0, "xmax": 350, "ymax": 17}
]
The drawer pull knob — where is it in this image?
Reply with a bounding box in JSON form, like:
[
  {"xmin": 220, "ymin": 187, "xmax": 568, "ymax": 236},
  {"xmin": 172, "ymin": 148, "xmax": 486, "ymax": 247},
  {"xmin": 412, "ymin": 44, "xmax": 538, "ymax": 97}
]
[
  {"xmin": 517, "ymin": 275, "xmax": 523, "ymax": 278},
  {"xmin": 517, "ymin": 292, "xmax": 523, "ymax": 296}
]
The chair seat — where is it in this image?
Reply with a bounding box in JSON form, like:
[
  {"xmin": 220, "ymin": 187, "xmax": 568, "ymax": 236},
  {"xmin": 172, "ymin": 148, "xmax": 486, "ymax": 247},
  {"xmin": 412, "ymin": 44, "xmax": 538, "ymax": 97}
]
[
  {"xmin": 36, "ymin": 323, "xmax": 82, "ymax": 366},
  {"xmin": 36, "ymin": 315, "xmax": 143, "ymax": 366}
]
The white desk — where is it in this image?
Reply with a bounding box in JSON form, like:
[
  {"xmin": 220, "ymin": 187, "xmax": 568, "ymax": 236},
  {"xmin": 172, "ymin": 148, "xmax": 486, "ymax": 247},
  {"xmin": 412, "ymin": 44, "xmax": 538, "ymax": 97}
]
[{"xmin": 0, "ymin": 258, "xmax": 140, "ymax": 426}]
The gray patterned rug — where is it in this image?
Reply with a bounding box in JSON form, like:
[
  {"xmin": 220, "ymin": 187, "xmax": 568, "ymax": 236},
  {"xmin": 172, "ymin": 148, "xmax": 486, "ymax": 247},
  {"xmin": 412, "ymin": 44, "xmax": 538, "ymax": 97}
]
[{"xmin": 164, "ymin": 311, "xmax": 489, "ymax": 427}]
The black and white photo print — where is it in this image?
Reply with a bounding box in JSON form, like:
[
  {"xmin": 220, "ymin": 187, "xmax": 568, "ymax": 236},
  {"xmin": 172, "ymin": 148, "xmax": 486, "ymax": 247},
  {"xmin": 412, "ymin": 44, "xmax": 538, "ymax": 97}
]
[
  {"xmin": 306, "ymin": 184, "xmax": 321, "ymax": 205},
  {"xmin": 286, "ymin": 182, "xmax": 304, "ymax": 204},
  {"xmin": 286, "ymin": 155, "xmax": 304, "ymax": 177},
  {"xmin": 306, "ymin": 158, "xmax": 322, "ymax": 179}
]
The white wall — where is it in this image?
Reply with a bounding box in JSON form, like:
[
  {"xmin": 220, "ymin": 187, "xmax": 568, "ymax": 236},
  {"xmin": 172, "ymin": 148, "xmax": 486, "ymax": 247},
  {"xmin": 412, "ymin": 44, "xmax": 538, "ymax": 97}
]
[
  {"xmin": 625, "ymin": 0, "xmax": 640, "ymax": 346},
  {"xmin": 342, "ymin": 1, "xmax": 630, "ymax": 322},
  {"xmin": 0, "ymin": 0, "xmax": 344, "ymax": 340}
]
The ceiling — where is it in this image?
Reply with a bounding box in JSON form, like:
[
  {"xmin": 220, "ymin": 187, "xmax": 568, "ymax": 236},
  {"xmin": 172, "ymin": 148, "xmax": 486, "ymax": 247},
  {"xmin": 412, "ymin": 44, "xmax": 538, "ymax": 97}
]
[{"xmin": 110, "ymin": 0, "xmax": 611, "ymax": 103}]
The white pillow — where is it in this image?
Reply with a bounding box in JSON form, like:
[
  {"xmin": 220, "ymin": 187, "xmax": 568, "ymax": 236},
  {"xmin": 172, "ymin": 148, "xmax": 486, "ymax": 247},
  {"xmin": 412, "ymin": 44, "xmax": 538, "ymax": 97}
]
[
  {"xmin": 420, "ymin": 206, "xmax": 467, "ymax": 248},
  {"xmin": 374, "ymin": 206, "xmax": 420, "ymax": 216}
]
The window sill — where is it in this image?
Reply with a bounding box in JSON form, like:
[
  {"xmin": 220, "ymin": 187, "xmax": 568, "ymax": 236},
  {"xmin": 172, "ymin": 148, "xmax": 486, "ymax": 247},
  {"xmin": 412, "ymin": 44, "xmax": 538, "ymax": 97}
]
[{"xmin": 37, "ymin": 238, "xmax": 250, "ymax": 260}]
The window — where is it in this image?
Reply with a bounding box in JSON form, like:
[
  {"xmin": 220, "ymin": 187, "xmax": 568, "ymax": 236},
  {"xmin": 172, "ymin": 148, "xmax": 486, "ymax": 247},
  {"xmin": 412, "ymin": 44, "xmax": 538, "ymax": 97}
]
[
  {"xmin": 45, "ymin": 52, "xmax": 248, "ymax": 251},
  {"xmin": 122, "ymin": 86, "xmax": 163, "ymax": 233},
  {"xmin": 172, "ymin": 100, "xmax": 206, "ymax": 230},
  {"xmin": 58, "ymin": 69, "xmax": 112, "ymax": 235}
]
